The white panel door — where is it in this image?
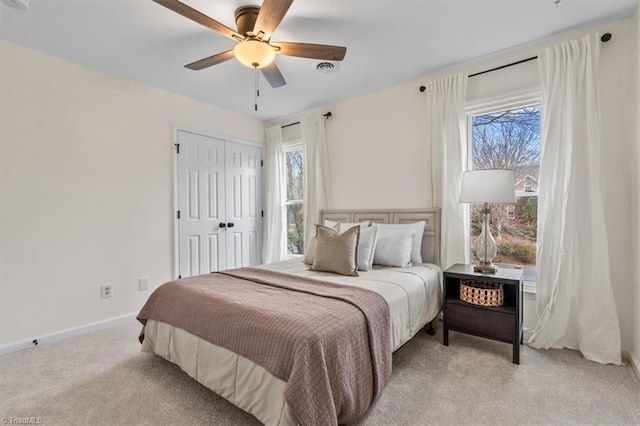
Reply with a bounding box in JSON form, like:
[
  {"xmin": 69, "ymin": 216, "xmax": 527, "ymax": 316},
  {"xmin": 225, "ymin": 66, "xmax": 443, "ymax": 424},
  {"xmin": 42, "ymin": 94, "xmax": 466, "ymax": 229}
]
[
  {"xmin": 224, "ymin": 141, "xmax": 263, "ymax": 268},
  {"xmin": 177, "ymin": 131, "xmax": 227, "ymax": 276}
]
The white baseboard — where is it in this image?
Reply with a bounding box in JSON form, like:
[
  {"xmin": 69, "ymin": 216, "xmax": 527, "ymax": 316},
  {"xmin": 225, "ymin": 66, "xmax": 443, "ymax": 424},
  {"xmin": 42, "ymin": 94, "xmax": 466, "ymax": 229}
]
[
  {"xmin": 621, "ymin": 349, "xmax": 640, "ymax": 381},
  {"xmin": 0, "ymin": 312, "xmax": 138, "ymax": 356}
]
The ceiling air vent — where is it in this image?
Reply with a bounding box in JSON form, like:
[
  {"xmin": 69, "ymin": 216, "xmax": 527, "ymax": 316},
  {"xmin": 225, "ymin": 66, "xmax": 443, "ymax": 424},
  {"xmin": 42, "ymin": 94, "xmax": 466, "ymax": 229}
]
[{"xmin": 315, "ymin": 61, "xmax": 339, "ymax": 74}]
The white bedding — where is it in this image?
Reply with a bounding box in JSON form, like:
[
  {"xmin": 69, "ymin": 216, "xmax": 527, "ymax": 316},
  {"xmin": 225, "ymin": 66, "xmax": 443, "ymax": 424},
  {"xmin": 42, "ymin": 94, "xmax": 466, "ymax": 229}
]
[
  {"xmin": 258, "ymin": 259, "xmax": 442, "ymax": 351},
  {"xmin": 141, "ymin": 261, "xmax": 442, "ymax": 425}
]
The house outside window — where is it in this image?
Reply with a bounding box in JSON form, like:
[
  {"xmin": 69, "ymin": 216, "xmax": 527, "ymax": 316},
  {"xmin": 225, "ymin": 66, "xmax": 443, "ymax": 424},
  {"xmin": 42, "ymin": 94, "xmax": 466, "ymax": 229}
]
[
  {"xmin": 467, "ymin": 97, "xmax": 541, "ymax": 284},
  {"xmin": 283, "ymin": 143, "xmax": 304, "ymax": 254}
]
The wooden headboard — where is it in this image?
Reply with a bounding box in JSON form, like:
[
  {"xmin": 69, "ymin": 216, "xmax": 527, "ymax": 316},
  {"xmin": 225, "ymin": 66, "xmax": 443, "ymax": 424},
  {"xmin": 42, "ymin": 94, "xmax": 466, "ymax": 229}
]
[{"xmin": 319, "ymin": 208, "xmax": 442, "ymax": 266}]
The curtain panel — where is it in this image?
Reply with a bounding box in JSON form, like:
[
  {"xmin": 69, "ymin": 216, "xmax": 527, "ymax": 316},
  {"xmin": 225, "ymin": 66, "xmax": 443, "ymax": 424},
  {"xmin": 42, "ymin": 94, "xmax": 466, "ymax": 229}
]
[
  {"xmin": 528, "ymin": 33, "xmax": 621, "ymax": 365},
  {"xmin": 426, "ymin": 73, "xmax": 470, "ymax": 269},
  {"xmin": 302, "ymin": 113, "xmax": 333, "ymax": 251},
  {"xmin": 262, "ymin": 125, "xmax": 286, "ymax": 263}
]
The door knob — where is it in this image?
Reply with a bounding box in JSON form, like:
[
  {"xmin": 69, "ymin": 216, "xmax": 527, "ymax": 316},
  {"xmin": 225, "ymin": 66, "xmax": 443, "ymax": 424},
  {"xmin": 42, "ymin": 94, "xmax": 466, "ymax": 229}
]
[
  {"xmin": 227, "ymin": 222, "xmax": 235, "ymax": 228},
  {"xmin": 219, "ymin": 223, "xmax": 227, "ymax": 228}
]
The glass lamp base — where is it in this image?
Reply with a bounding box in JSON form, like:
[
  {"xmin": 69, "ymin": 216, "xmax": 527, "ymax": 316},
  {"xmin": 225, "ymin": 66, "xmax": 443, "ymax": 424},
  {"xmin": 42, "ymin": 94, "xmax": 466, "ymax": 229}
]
[
  {"xmin": 474, "ymin": 204, "xmax": 498, "ymax": 274},
  {"xmin": 474, "ymin": 262, "xmax": 498, "ymax": 274}
]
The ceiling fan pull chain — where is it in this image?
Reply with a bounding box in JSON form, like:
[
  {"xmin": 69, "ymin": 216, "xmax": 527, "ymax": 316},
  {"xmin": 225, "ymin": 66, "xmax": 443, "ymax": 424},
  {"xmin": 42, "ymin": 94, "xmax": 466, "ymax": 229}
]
[{"xmin": 254, "ymin": 66, "xmax": 259, "ymax": 111}]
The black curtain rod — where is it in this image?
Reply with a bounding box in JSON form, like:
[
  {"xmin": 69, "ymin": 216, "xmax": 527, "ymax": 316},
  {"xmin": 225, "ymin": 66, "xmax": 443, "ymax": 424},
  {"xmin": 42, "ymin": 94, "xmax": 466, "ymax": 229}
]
[
  {"xmin": 468, "ymin": 56, "xmax": 538, "ymax": 79},
  {"xmin": 418, "ymin": 32, "xmax": 612, "ymax": 92},
  {"xmin": 281, "ymin": 112, "xmax": 332, "ymax": 129}
]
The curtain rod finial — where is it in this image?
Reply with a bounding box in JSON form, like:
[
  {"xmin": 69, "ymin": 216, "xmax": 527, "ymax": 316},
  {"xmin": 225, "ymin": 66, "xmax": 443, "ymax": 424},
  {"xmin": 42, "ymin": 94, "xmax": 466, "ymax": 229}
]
[
  {"xmin": 419, "ymin": 86, "xmax": 426, "ymax": 92},
  {"xmin": 601, "ymin": 33, "xmax": 612, "ymax": 43}
]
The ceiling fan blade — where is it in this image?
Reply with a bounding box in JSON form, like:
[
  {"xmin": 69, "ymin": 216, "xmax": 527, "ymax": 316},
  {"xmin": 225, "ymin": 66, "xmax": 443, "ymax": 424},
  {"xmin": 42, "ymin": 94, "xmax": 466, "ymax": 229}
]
[
  {"xmin": 185, "ymin": 50, "xmax": 235, "ymax": 70},
  {"xmin": 271, "ymin": 42, "xmax": 346, "ymax": 61},
  {"xmin": 261, "ymin": 62, "xmax": 286, "ymax": 88},
  {"xmin": 253, "ymin": 0, "xmax": 294, "ymax": 41},
  {"xmin": 154, "ymin": 0, "xmax": 242, "ymax": 41}
]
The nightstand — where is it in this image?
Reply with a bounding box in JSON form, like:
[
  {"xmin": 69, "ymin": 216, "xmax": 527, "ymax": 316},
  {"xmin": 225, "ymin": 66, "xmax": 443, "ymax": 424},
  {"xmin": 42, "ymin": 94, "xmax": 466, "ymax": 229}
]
[{"xmin": 443, "ymin": 263, "xmax": 523, "ymax": 364}]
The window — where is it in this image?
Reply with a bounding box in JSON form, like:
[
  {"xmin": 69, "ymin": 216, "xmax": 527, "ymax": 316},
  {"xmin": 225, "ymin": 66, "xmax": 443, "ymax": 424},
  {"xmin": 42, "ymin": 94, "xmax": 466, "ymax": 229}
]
[
  {"xmin": 469, "ymin": 103, "xmax": 541, "ymax": 282},
  {"xmin": 284, "ymin": 144, "xmax": 304, "ymax": 254}
]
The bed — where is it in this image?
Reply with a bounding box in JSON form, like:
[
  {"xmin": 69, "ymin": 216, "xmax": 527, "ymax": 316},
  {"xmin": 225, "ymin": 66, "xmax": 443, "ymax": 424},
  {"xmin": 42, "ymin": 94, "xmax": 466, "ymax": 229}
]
[{"xmin": 138, "ymin": 208, "xmax": 442, "ymax": 426}]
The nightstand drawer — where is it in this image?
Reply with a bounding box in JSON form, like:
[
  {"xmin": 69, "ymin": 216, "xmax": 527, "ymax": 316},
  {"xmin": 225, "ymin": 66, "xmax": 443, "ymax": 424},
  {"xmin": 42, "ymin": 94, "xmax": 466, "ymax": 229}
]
[{"xmin": 447, "ymin": 303, "xmax": 515, "ymax": 342}]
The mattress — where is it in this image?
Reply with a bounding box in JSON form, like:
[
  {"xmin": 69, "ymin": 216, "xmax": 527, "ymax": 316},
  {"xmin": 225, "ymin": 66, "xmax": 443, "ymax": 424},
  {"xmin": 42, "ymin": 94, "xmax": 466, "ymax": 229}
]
[{"xmin": 141, "ymin": 261, "xmax": 442, "ymax": 425}]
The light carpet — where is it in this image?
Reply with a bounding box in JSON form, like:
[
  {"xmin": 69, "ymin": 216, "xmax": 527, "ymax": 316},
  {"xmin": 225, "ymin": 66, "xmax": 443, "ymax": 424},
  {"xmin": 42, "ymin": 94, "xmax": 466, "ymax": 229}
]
[{"xmin": 1, "ymin": 320, "xmax": 638, "ymax": 425}]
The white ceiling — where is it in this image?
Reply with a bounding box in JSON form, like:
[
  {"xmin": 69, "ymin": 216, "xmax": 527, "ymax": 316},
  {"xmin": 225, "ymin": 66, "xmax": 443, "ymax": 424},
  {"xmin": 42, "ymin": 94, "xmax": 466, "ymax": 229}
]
[{"xmin": 1, "ymin": 0, "xmax": 638, "ymax": 120}]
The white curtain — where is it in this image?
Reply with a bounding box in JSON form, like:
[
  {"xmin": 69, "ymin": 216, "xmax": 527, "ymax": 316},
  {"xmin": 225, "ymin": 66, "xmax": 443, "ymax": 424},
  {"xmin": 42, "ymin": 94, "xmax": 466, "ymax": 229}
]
[
  {"xmin": 302, "ymin": 113, "xmax": 332, "ymax": 251},
  {"xmin": 262, "ymin": 125, "xmax": 286, "ymax": 264},
  {"xmin": 528, "ymin": 34, "xmax": 621, "ymax": 365},
  {"xmin": 427, "ymin": 74, "xmax": 470, "ymax": 269}
]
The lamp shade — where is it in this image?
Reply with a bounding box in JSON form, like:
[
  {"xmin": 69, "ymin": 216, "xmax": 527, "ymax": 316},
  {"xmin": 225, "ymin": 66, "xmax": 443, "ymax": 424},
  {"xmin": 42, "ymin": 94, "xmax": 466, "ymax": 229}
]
[{"xmin": 460, "ymin": 169, "xmax": 516, "ymax": 203}]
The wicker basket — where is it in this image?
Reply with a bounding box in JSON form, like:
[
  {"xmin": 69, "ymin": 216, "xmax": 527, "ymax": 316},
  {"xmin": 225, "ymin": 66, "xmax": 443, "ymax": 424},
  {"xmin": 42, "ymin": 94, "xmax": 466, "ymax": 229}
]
[{"xmin": 460, "ymin": 280, "xmax": 504, "ymax": 307}]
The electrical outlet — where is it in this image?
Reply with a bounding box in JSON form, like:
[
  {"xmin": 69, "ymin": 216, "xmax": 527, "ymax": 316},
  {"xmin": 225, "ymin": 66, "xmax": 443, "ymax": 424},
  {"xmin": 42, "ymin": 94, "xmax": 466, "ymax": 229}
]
[
  {"xmin": 138, "ymin": 278, "xmax": 149, "ymax": 291},
  {"xmin": 100, "ymin": 284, "xmax": 112, "ymax": 299}
]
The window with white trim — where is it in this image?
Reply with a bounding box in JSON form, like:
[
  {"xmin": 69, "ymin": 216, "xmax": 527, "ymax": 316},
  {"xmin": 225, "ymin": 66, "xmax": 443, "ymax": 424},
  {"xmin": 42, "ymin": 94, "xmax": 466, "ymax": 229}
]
[
  {"xmin": 283, "ymin": 142, "xmax": 304, "ymax": 254},
  {"xmin": 467, "ymin": 93, "xmax": 541, "ymax": 283}
]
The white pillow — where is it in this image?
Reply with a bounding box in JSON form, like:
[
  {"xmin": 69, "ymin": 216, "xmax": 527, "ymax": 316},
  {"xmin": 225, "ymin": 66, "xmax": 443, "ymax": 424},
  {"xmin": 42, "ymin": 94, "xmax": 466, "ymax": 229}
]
[
  {"xmin": 377, "ymin": 222, "xmax": 426, "ymax": 264},
  {"xmin": 357, "ymin": 224, "xmax": 379, "ymax": 272},
  {"xmin": 324, "ymin": 220, "xmax": 370, "ymax": 233},
  {"xmin": 373, "ymin": 228, "xmax": 415, "ymax": 267}
]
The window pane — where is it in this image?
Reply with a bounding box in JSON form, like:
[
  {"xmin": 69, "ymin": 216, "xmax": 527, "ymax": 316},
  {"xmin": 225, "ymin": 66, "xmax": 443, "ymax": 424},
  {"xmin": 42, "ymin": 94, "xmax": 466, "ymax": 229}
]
[
  {"xmin": 286, "ymin": 204, "xmax": 304, "ymax": 254},
  {"xmin": 471, "ymin": 105, "xmax": 540, "ymax": 275},
  {"xmin": 286, "ymin": 150, "xmax": 304, "ymax": 201}
]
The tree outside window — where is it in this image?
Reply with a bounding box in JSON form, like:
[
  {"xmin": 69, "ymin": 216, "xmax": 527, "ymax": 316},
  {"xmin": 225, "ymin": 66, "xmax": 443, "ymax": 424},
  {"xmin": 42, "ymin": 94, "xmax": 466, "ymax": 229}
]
[
  {"xmin": 284, "ymin": 148, "xmax": 304, "ymax": 254},
  {"xmin": 470, "ymin": 105, "xmax": 541, "ymax": 277}
]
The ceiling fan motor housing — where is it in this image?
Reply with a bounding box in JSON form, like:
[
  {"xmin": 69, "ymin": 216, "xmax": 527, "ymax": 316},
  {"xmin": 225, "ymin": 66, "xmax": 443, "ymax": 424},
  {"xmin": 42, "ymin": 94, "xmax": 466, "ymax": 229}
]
[{"xmin": 235, "ymin": 6, "xmax": 260, "ymax": 37}]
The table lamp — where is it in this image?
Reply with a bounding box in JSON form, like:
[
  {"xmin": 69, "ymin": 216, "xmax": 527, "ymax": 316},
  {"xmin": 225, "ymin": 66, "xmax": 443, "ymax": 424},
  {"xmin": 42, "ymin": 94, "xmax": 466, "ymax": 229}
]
[{"xmin": 460, "ymin": 169, "xmax": 516, "ymax": 273}]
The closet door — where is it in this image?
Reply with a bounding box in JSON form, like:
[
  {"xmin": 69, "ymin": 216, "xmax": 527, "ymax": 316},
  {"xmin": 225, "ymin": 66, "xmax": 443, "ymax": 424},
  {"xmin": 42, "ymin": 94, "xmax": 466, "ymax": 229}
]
[
  {"xmin": 224, "ymin": 141, "xmax": 263, "ymax": 268},
  {"xmin": 177, "ymin": 131, "xmax": 227, "ymax": 276},
  {"xmin": 176, "ymin": 132, "xmax": 263, "ymax": 277}
]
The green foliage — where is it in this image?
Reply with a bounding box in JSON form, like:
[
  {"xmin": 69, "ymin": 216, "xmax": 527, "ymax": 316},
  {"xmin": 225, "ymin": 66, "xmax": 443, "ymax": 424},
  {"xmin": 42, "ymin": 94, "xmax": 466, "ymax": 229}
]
[
  {"xmin": 286, "ymin": 203, "xmax": 304, "ymax": 254},
  {"xmin": 287, "ymin": 228, "xmax": 303, "ymax": 255},
  {"xmin": 516, "ymin": 197, "xmax": 538, "ymax": 225},
  {"xmin": 498, "ymin": 242, "xmax": 514, "ymax": 256},
  {"xmin": 520, "ymin": 226, "xmax": 537, "ymax": 239},
  {"xmin": 513, "ymin": 244, "xmax": 536, "ymax": 264}
]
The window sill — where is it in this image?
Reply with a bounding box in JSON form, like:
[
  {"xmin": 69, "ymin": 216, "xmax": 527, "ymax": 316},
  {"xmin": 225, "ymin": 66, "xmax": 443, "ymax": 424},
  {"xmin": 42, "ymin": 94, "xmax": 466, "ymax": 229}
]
[{"xmin": 523, "ymin": 280, "xmax": 537, "ymax": 295}]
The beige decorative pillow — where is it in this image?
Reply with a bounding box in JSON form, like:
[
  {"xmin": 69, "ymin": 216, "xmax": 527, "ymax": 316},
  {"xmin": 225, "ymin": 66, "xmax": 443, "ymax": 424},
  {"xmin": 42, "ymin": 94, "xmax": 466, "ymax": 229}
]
[
  {"xmin": 303, "ymin": 222, "xmax": 340, "ymax": 265},
  {"xmin": 311, "ymin": 224, "xmax": 360, "ymax": 276}
]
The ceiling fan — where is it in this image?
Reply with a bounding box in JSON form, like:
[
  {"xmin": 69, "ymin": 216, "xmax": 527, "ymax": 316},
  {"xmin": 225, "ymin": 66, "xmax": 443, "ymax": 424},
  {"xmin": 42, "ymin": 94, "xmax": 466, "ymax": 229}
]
[{"xmin": 154, "ymin": 0, "xmax": 347, "ymax": 88}]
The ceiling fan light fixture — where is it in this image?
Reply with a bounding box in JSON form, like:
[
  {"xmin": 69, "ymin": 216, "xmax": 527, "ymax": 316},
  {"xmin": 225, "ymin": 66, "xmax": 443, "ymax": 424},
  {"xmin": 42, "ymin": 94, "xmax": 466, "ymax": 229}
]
[{"xmin": 234, "ymin": 40, "xmax": 276, "ymax": 69}]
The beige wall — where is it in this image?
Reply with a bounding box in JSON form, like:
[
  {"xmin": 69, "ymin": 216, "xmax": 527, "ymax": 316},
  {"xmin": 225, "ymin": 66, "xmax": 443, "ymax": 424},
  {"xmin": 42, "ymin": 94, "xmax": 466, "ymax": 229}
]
[
  {"xmin": 598, "ymin": 17, "xmax": 637, "ymax": 364},
  {"xmin": 314, "ymin": 18, "xmax": 637, "ymax": 353},
  {"xmin": 0, "ymin": 41, "xmax": 265, "ymax": 346},
  {"xmin": 633, "ymin": 5, "xmax": 640, "ymax": 370}
]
